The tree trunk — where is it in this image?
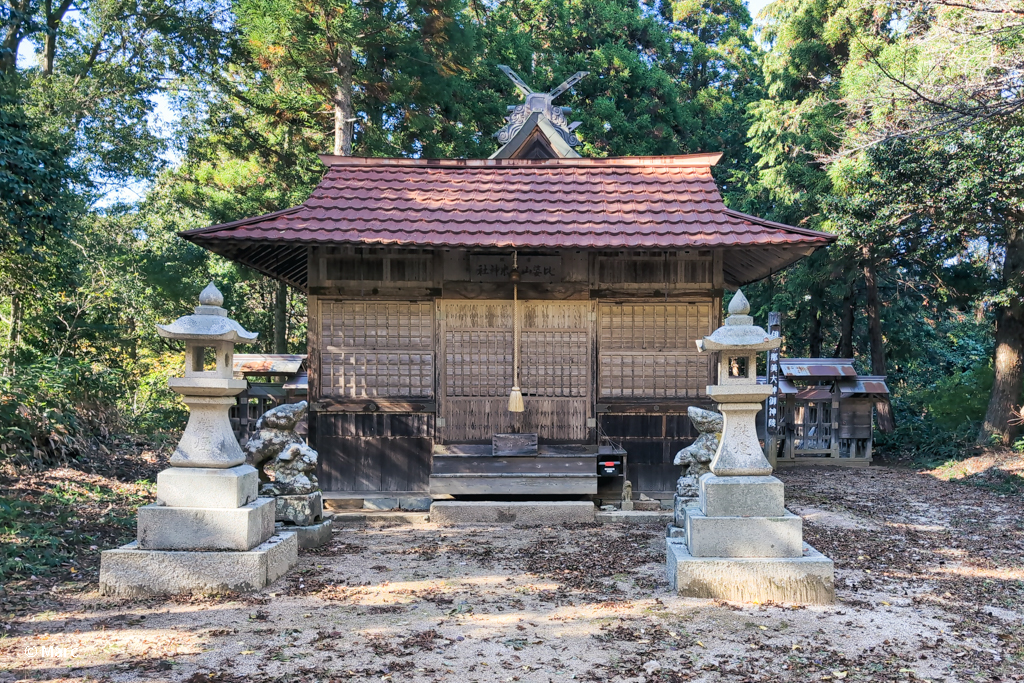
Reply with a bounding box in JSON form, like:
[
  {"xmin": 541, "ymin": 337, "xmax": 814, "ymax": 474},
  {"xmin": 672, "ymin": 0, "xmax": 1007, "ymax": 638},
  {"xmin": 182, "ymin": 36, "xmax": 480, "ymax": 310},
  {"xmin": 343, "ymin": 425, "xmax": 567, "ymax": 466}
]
[
  {"xmin": 861, "ymin": 245, "xmax": 895, "ymax": 431},
  {"xmin": 5, "ymin": 292, "xmax": 22, "ymax": 374},
  {"xmin": 861, "ymin": 246, "xmax": 885, "ymax": 375},
  {"xmin": 333, "ymin": 47, "xmax": 353, "ymax": 156},
  {"xmin": 43, "ymin": 0, "xmax": 56, "ymax": 76},
  {"xmin": 42, "ymin": 0, "xmax": 74, "ymax": 76},
  {"xmin": 1, "ymin": 0, "xmax": 31, "ymax": 75},
  {"xmin": 274, "ymin": 280, "xmax": 288, "ymax": 354},
  {"xmin": 978, "ymin": 224, "xmax": 1024, "ymax": 445},
  {"xmin": 835, "ymin": 281, "xmax": 855, "ymax": 358},
  {"xmin": 808, "ymin": 303, "xmax": 823, "ymax": 358}
]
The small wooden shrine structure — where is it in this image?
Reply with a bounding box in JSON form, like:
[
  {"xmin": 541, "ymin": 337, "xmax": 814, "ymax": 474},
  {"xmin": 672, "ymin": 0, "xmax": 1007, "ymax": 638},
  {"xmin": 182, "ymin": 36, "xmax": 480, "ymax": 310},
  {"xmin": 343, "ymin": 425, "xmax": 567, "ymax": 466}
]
[
  {"xmin": 773, "ymin": 358, "xmax": 891, "ymax": 467},
  {"xmin": 182, "ymin": 67, "xmax": 835, "ymax": 497},
  {"xmin": 230, "ymin": 354, "xmax": 308, "ymax": 443}
]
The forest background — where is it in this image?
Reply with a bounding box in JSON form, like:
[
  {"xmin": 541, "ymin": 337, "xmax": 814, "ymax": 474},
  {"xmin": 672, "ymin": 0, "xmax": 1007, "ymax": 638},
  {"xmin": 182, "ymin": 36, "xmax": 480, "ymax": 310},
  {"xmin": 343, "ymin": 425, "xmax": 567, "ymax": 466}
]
[{"xmin": 1, "ymin": 0, "xmax": 1021, "ymax": 467}]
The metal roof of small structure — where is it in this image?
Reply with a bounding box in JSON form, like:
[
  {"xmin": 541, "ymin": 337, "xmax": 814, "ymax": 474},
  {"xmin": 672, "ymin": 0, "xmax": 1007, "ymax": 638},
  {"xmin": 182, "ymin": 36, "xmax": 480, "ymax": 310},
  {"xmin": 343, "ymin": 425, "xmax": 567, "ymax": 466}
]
[
  {"xmin": 281, "ymin": 372, "xmax": 308, "ymax": 392},
  {"xmin": 232, "ymin": 354, "xmax": 307, "ymax": 376},
  {"xmin": 181, "ymin": 155, "xmax": 835, "ymax": 291},
  {"xmin": 780, "ymin": 358, "xmax": 858, "ymax": 379},
  {"xmin": 776, "ymin": 376, "xmax": 890, "ymax": 400},
  {"xmin": 834, "ymin": 376, "xmax": 890, "ymax": 398}
]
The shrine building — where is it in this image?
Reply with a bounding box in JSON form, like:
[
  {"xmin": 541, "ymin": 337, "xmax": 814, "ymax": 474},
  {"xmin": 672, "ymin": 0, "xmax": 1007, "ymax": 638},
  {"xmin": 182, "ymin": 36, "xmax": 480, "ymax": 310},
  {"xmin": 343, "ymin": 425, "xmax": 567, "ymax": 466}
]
[{"xmin": 181, "ymin": 68, "xmax": 835, "ymax": 500}]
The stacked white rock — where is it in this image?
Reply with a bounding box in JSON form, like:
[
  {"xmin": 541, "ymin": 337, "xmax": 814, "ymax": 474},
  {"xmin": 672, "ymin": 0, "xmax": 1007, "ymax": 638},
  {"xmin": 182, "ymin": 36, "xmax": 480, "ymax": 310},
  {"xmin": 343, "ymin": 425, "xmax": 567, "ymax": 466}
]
[
  {"xmin": 670, "ymin": 406, "xmax": 723, "ymax": 533},
  {"xmin": 245, "ymin": 401, "xmax": 333, "ymax": 549},
  {"xmin": 666, "ymin": 290, "xmax": 835, "ymax": 604},
  {"xmin": 100, "ymin": 283, "xmax": 298, "ymax": 596}
]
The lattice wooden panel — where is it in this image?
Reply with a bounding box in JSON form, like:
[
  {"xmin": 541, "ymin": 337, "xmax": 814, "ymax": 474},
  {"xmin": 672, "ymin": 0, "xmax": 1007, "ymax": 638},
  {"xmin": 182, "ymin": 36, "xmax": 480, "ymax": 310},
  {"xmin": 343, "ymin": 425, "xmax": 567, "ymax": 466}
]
[
  {"xmin": 443, "ymin": 302, "xmax": 590, "ymax": 398},
  {"xmin": 599, "ymin": 303, "xmax": 713, "ymax": 351},
  {"xmin": 598, "ymin": 353, "xmax": 709, "ymax": 398},
  {"xmin": 320, "ymin": 301, "xmax": 434, "ymax": 398},
  {"xmin": 444, "ymin": 330, "xmax": 513, "ymax": 397},
  {"xmin": 322, "ymin": 302, "xmax": 433, "ymax": 350},
  {"xmin": 521, "ymin": 331, "xmax": 588, "ymax": 397},
  {"xmin": 322, "ymin": 352, "xmax": 434, "ymax": 398},
  {"xmin": 440, "ymin": 300, "xmax": 592, "ymax": 441}
]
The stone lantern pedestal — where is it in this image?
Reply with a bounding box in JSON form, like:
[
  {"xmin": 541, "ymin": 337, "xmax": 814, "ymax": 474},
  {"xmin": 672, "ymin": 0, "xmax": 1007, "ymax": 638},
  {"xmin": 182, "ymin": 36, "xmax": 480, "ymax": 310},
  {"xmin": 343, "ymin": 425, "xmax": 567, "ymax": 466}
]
[
  {"xmin": 666, "ymin": 291, "xmax": 834, "ymax": 604},
  {"xmin": 100, "ymin": 283, "xmax": 298, "ymax": 597}
]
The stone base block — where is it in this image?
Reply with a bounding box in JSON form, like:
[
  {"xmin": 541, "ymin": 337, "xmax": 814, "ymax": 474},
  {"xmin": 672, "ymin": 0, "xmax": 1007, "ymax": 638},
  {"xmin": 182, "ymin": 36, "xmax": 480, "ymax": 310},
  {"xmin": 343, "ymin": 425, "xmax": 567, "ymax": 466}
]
[
  {"xmin": 430, "ymin": 501, "xmax": 595, "ymax": 526},
  {"xmin": 399, "ymin": 496, "xmax": 432, "ymax": 511},
  {"xmin": 276, "ymin": 517, "xmax": 332, "ymax": 549},
  {"xmin": 666, "ymin": 523, "xmax": 686, "ymax": 538},
  {"xmin": 156, "ymin": 465, "xmax": 258, "ymax": 509},
  {"xmin": 699, "ymin": 474, "xmax": 784, "ymax": 518},
  {"xmin": 667, "ymin": 539, "xmax": 834, "ymax": 604},
  {"xmin": 99, "ymin": 532, "xmax": 297, "ymax": 597},
  {"xmin": 676, "ymin": 501, "xmax": 699, "ymax": 529},
  {"xmin": 363, "ymin": 497, "xmax": 399, "ymax": 511},
  {"xmin": 137, "ymin": 498, "xmax": 275, "ymax": 551},
  {"xmin": 673, "ymin": 494, "xmax": 697, "ymax": 527},
  {"xmin": 596, "ymin": 509, "xmax": 673, "ymax": 524},
  {"xmin": 276, "ymin": 491, "xmax": 323, "ymax": 525},
  {"xmin": 686, "ymin": 510, "xmax": 802, "ymax": 558},
  {"xmin": 323, "ymin": 497, "xmax": 363, "ymax": 510}
]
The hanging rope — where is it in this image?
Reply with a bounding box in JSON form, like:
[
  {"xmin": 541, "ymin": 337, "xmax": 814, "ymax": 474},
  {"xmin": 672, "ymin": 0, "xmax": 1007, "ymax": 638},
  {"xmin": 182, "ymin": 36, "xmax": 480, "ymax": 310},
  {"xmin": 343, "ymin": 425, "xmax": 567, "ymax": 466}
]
[{"xmin": 508, "ymin": 251, "xmax": 524, "ymax": 413}]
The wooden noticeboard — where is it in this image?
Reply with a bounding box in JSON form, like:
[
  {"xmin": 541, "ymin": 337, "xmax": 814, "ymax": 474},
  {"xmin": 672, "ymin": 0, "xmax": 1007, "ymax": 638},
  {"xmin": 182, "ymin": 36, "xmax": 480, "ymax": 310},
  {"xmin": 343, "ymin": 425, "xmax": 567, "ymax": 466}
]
[{"xmin": 469, "ymin": 255, "xmax": 561, "ymax": 282}]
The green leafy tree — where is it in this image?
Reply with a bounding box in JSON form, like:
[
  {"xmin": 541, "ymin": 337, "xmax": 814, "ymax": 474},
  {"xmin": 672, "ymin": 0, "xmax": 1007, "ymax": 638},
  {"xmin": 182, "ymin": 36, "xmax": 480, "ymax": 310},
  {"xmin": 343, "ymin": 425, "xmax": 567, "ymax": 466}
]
[
  {"xmin": 661, "ymin": 0, "xmax": 763, "ymax": 187},
  {"xmin": 836, "ymin": 0, "xmax": 1024, "ymax": 444},
  {"xmin": 233, "ymin": 0, "xmax": 479, "ymax": 157}
]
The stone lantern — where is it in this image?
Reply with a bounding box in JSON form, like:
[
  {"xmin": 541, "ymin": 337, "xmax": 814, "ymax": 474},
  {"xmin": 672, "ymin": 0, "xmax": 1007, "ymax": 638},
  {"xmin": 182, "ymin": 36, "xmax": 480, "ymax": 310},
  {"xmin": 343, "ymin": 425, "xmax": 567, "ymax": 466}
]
[
  {"xmin": 100, "ymin": 283, "xmax": 297, "ymax": 596},
  {"xmin": 157, "ymin": 281, "xmax": 254, "ymax": 468},
  {"xmin": 695, "ymin": 290, "xmax": 778, "ymax": 477},
  {"xmin": 665, "ymin": 290, "xmax": 835, "ymax": 604}
]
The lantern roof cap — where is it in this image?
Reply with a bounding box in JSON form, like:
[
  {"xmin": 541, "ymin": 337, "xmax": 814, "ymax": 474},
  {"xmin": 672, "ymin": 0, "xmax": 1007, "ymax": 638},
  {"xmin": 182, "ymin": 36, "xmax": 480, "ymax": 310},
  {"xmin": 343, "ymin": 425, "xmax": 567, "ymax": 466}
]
[
  {"xmin": 697, "ymin": 289, "xmax": 781, "ymax": 352},
  {"xmin": 156, "ymin": 282, "xmax": 258, "ymax": 343}
]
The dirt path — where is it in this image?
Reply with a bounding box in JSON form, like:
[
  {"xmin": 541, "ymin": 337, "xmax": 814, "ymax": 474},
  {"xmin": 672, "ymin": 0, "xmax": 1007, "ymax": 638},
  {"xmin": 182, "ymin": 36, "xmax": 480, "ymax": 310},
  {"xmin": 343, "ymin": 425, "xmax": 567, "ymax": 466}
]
[{"xmin": 1, "ymin": 464, "xmax": 1022, "ymax": 682}]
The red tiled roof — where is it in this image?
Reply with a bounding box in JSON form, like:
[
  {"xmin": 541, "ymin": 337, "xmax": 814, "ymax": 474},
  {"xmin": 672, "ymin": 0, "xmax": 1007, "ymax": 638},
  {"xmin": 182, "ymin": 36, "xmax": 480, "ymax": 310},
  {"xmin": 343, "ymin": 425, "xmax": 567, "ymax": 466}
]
[
  {"xmin": 182, "ymin": 155, "xmax": 834, "ymax": 250},
  {"xmin": 181, "ymin": 155, "xmax": 835, "ymax": 289}
]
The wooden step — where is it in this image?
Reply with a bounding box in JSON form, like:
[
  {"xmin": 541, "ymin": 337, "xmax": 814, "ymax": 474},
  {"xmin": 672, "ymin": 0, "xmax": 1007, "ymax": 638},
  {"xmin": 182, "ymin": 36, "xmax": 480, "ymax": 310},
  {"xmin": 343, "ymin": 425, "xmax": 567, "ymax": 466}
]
[
  {"xmin": 432, "ymin": 456, "xmax": 595, "ymax": 476},
  {"xmin": 428, "ymin": 442, "xmax": 621, "ymax": 496},
  {"xmin": 429, "ymin": 474, "xmax": 598, "ymax": 496}
]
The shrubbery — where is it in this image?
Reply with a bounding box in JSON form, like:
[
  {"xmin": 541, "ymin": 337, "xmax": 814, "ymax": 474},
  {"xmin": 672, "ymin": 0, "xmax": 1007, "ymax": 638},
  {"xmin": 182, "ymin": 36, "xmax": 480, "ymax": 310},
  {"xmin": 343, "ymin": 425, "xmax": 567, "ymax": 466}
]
[
  {"xmin": 0, "ymin": 353, "xmax": 187, "ymax": 466},
  {"xmin": 875, "ymin": 362, "xmax": 994, "ymax": 465},
  {"xmin": 0, "ymin": 359, "xmax": 119, "ymax": 465}
]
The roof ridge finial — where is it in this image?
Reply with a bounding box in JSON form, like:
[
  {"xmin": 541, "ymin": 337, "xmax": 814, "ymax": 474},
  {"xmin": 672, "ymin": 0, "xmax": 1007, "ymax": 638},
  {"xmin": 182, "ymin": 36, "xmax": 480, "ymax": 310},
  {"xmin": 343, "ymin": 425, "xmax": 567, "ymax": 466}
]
[
  {"xmin": 493, "ymin": 65, "xmax": 589, "ymax": 151},
  {"xmin": 199, "ymin": 281, "xmax": 224, "ymax": 307}
]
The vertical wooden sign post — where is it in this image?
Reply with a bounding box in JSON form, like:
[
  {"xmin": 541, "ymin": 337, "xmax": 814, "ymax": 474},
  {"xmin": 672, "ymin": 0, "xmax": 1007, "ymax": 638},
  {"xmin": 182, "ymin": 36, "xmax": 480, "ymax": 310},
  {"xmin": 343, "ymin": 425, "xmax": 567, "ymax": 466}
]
[{"xmin": 765, "ymin": 312, "xmax": 782, "ymax": 467}]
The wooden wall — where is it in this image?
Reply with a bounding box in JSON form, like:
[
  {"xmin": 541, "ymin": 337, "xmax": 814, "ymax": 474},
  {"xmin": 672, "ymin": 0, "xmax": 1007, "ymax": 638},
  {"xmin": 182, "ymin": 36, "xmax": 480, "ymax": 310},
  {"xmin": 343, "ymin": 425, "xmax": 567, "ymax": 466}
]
[
  {"xmin": 307, "ymin": 246, "xmax": 723, "ymax": 494},
  {"xmin": 316, "ymin": 413, "xmax": 433, "ymax": 492},
  {"xmin": 597, "ymin": 302, "xmax": 713, "ymax": 399},
  {"xmin": 598, "ymin": 413, "xmax": 703, "ymax": 492},
  {"xmin": 439, "ymin": 300, "xmax": 592, "ymax": 442}
]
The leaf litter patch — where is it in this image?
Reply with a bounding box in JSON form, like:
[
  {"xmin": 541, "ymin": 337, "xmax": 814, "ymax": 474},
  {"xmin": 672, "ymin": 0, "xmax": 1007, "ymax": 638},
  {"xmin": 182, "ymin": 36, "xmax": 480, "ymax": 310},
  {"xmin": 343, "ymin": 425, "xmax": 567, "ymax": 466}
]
[{"xmin": 2, "ymin": 464, "xmax": 1024, "ymax": 682}]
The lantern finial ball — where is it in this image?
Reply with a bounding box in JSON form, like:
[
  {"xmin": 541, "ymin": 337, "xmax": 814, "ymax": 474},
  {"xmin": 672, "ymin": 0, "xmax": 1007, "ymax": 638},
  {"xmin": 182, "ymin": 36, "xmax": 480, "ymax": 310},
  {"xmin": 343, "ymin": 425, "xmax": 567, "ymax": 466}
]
[
  {"xmin": 199, "ymin": 281, "xmax": 224, "ymax": 307},
  {"xmin": 728, "ymin": 289, "xmax": 750, "ymax": 317}
]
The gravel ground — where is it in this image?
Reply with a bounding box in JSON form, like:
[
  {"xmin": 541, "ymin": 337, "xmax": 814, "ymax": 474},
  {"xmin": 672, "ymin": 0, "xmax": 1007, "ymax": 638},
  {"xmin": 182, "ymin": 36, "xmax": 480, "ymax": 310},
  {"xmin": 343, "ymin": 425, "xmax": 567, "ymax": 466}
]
[{"xmin": 1, "ymin": 459, "xmax": 1022, "ymax": 683}]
